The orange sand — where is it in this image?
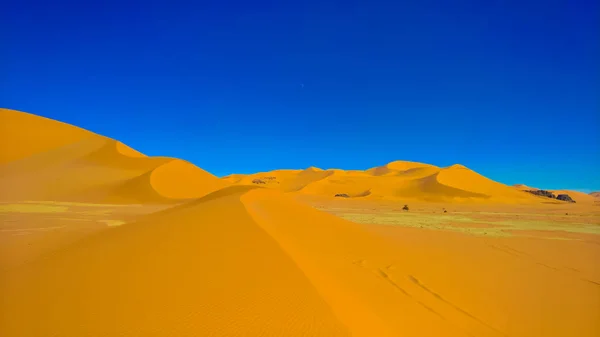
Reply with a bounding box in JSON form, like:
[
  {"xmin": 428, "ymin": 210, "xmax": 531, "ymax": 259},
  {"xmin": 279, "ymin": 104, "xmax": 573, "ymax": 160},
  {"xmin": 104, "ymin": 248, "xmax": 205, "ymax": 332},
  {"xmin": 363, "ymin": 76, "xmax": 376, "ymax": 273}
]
[
  {"xmin": 0, "ymin": 109, "xmax": 228, "ymax": 203},
  {"xmin": 1, "ymin": 108, "xmax": 598, "ymax": 336},
  {"xmin": 224, "ymin": 162, "xmax": 574, "ymax": 204}
]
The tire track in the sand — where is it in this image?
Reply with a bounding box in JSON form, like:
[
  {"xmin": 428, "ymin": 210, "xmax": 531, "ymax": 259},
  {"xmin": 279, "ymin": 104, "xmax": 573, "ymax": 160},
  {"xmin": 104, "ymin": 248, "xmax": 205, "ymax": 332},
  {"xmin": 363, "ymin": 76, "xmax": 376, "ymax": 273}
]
[
  {"xmin": 584, "ymin": 279, "xmax": 600, "ymax": 286},
  {"xmin": 364, "ymin": 264, "xmax": 475, "ymax": 337},
  {"xmin": 375, "ymin": 268, "xmax": 447, "ymax": 321},
  {"xmin": 486, "ymin": 242, "xmax": 600, "ymax": 286},
  {"xmin": 486, "ymin": 243, "xmax": 526, "ymax": 259},
  {"xmin": 407, "ymin": 275, "xmax": 508, "ymax": 337}
]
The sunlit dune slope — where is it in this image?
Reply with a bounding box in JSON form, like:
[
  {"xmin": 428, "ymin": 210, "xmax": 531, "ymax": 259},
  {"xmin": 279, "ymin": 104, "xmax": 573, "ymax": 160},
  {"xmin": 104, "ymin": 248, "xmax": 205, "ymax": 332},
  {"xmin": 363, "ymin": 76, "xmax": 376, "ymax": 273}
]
[
  {"xmin": 0, "ymin": 186, "xmax": 348, "ymax": 337},
  {"xmin": 0, "ymin": 109, "xmax": 228, "ymax": 203},
  {"xmin": 513, "ymin": 184, "xmax": 537, "ymax": 191},
  {"xmin": 223, "ymin": 161, "xmax": 547, "ymax": 203},
  {"xmin": 3, "ymin": 186, "xmax": 597, "ymax": 337},
  {"xmin": 433, "ymin": 164, "xmax": 539, "ymax": 203},
  {"xmin": 0, "ymin": 108, "xmax": 95, "ymax": 164}
]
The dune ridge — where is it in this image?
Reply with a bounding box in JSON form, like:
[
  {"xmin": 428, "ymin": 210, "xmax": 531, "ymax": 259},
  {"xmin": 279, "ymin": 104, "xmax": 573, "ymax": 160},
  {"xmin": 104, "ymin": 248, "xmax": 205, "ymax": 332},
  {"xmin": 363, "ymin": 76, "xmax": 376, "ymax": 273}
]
[{"xmin": 224, "ymin": 161, "xmax": 556, "ymax": 204}]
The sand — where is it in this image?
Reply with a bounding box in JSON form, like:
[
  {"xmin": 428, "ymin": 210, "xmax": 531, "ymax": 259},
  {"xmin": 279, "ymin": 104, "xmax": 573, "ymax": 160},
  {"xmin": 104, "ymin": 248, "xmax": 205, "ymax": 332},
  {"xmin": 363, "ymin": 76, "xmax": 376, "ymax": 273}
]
[
  {"xmin": 1, "ymin": 108, "xmax": 599, "ymax": 336},
  {"xmin": 222, "ymin": 162, "xmax": 579, "ymax": 204},
  {"xmin": 0, "ymin": 109, "xmax": 228, "ymax": 203}
]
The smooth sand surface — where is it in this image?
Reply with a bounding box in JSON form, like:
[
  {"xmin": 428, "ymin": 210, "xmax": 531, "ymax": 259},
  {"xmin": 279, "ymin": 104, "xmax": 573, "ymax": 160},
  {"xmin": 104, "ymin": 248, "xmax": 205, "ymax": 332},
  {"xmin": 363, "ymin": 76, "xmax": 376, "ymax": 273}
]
[
  {"xmin": 0, "ymin": 109, "xmax": 228, "ymax": 203},
  {"xmin": 1, "ymin": 109, "xmax": 599, "ymax": 336}
]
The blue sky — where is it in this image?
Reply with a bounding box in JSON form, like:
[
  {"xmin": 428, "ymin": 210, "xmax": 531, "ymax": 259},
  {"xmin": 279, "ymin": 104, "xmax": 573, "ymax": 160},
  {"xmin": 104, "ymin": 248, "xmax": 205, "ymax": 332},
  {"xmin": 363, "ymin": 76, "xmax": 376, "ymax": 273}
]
[{"xmin": 3, "ymin": 0, "xmax": 599, "ymax": 191}]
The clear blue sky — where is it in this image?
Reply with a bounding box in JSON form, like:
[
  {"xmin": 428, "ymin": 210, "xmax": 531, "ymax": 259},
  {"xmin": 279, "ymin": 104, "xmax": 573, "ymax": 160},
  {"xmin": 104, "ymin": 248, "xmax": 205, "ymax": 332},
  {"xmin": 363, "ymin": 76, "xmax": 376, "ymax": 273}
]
[{"xmin": 3, "ymin": 0, "xmax": 599, "ymax": 191}]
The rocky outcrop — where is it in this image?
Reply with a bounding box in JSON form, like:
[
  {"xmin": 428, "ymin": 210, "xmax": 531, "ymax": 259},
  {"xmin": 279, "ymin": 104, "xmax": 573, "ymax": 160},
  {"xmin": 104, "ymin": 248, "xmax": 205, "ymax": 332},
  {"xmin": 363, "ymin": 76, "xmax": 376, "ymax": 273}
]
[
  {"xmin": 556, "ymin": 194, "xmax": 576, "ymax": 203},
  {"xmin": 252, "ymin": 179, "xmax": 266, "ymax": 184},
  {"xmin": 525, "ymin": 189, "xmax": 576, "ymax": 203},
  {"xmin": 334, "ymin": 193, "xmax": 350, "ymax": 198},
  {"xmin": 525, "ymin": 190, "xmax": 556, "ymax": 198}
]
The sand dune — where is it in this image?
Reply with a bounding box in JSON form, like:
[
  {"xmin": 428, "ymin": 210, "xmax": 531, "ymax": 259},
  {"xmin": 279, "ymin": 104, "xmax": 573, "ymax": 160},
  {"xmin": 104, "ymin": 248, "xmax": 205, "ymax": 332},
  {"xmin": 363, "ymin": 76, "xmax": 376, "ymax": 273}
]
[
  {"xmin": 224, "ymin": 162, "xmax": 551, "ymax": 203},
  {"xmin": 513, "ymin": 184, "xmax": 538, "ymax": 191},
  {"xmin": 0, "ymin": 186, "xmax": 349, "ymax": 336},
  {"xmin": 0, "ymin": 108, "xmax": 228, "ymax": 203},
  {"xmin": 2, "ymin": 185, "xmax": 598, "ymax": 336},
  {"xmin": 0, "ymin": 108, "xmax": 95, "ymax": 164},
  {"xmin": 1, "ymin": 109, "xmax": 598, "ymax": 336}
]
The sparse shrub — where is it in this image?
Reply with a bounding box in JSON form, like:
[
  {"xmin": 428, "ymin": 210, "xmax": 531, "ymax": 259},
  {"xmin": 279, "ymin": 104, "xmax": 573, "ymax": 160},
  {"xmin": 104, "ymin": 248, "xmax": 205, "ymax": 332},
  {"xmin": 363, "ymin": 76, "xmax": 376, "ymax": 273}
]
[
  {"xmin": 402, "ymin": 204, "xmax": 409, "ymax": 211},
  {"xmin": 252, "ymin": 179, "xmax": 266, "ymax": 184}
]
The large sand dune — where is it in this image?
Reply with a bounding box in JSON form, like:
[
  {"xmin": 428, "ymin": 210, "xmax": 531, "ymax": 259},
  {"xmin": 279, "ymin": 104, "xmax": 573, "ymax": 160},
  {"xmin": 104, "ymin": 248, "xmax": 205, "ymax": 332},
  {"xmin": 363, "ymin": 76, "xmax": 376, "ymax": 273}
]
[
  {"xmin": 224, "ymin": 162, "xmax": 554, "ymax": 204},
  {"xmin": 1, "ymin": 109, "xmax": 598, "ymax": 336},
  {"xmin": 0, "ymin": 109, "xmax": 227, "ymax": 203}
]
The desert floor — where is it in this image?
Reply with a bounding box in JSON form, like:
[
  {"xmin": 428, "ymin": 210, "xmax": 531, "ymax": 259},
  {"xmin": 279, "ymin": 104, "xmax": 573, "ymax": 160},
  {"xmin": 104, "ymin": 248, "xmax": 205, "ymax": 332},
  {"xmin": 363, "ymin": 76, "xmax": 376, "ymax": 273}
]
[{"xmin": 1, "ymin": 196, "xmax": 599, "ymax": 337}]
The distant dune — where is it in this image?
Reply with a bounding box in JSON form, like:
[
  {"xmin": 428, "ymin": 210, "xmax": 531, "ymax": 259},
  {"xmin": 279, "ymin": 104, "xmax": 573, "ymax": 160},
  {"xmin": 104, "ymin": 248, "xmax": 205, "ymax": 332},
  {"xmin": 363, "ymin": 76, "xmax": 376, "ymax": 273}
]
[
  {"xmin": 513, "ymin": 184, "xmax": 538, "ymax": 191},
  {"xmin": 0, "ymin": 109, "xmax": 228, "ymax": 203},
  {"xmin": 511, "ymin": 184, "xmax": 597, "ymax": 204},
  {"xmin": 223, "ymin": 162, "xmax": 563, "ymax": 204}
]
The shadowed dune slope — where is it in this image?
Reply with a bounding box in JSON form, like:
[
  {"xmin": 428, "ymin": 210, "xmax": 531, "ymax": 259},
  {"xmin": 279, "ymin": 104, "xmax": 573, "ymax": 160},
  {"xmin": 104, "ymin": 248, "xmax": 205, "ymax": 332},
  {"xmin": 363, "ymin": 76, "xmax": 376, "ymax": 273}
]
[
  {"xmin": 0, "ymin": 109, "xmax": 227, "ymax": 203},
  {"xmin": 224, "ymin": 162, "xmax": 547, "ymax": 203}
]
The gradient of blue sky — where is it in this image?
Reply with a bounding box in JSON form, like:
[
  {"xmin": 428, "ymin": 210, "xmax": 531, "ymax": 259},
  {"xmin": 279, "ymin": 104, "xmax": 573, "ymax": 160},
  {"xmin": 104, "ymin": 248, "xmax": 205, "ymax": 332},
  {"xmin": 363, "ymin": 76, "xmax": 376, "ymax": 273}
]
[{"xmin": 3, "ymin": 0, "xmax": 599, "ymax": 191}]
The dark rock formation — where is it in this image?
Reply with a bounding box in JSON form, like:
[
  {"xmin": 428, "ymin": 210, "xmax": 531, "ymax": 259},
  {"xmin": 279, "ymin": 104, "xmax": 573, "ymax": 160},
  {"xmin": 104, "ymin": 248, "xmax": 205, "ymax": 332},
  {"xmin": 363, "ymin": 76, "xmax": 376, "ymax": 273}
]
[
  {"xmin": 556, "ymin": 194, "xmax": 576, "ymax": 203},
  {"xmin": 334, "ymin": 193, "xmax": 350, "ymax": 198},
  {"xmin": 402, "ymin": 204, "xmax": 409, "ymax": 211},
  {"xmin": 525, "ymin": 190, "xmax": 556, "ymax": 198},
  {"xmin": 252, "ymin": 179, "xmax": 266, "ymax": 184},
  {"xmin": 524, "ymin": 189, "xmax": 576, "ymax": 203}
]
